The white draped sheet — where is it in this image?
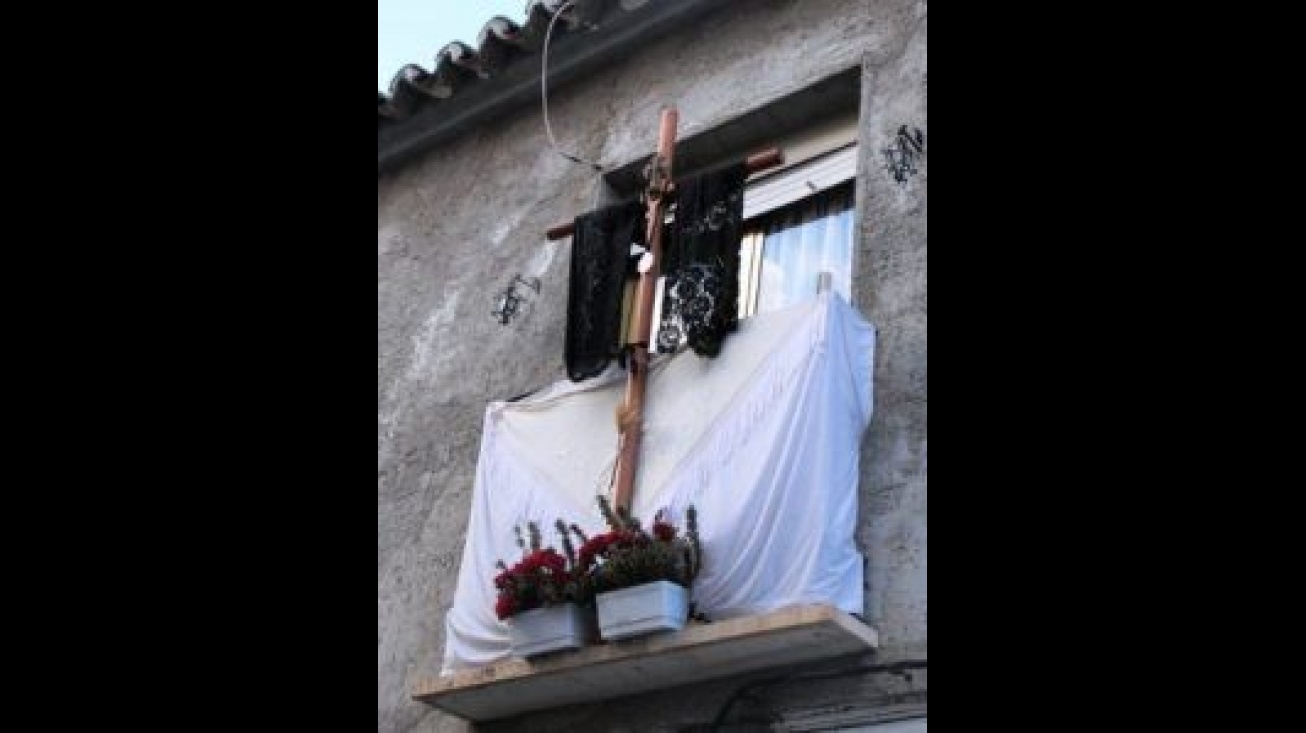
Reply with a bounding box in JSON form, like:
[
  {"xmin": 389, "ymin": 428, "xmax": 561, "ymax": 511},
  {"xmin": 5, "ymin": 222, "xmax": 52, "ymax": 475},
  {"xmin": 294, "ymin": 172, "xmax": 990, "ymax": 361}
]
[{"xmin": 442, "ymin": 293, "xmax": 876, "ymax": 673}]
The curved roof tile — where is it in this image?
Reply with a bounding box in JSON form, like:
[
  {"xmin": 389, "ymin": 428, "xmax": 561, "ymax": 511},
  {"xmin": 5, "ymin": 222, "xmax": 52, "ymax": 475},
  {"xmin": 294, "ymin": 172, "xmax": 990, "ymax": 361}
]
[{"xmin": 377, "ymin": 0, "xmax": 610, "ymax": 123}]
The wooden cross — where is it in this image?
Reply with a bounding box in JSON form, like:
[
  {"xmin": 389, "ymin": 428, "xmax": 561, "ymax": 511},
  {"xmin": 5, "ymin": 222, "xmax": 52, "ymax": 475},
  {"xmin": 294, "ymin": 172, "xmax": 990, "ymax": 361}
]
[
  {"xmin": 609, "ymin": 108, "xmax": 679, "ymax": 511},
  {"xmin": 546, "ymin": 108, "xmax": 784, "ymax": 511}
]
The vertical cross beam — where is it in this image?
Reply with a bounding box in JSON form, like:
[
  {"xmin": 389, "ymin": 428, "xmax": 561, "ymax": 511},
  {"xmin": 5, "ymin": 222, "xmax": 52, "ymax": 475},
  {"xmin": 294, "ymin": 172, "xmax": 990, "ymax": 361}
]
[{"xmin": 611, "ymin": 108, "xmax": 679, "ymax": 511}]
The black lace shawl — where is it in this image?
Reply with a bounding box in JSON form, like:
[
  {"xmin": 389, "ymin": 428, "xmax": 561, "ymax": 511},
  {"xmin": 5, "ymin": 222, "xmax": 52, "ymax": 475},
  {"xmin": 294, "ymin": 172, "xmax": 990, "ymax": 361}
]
[
  {"xmin": 564, "ymin": 200, "xmax": 646, "ymax": 382},
  {"xmin": 656, "ymin": 163, "xmax": 747, "ymax": 357}
]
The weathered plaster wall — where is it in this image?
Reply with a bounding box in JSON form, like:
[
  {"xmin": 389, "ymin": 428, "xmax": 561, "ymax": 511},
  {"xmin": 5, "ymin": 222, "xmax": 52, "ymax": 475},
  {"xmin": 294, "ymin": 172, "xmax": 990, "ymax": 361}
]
[{"xmin": 378, "ymin": 1, "xmax": 926, "ymax": 730}]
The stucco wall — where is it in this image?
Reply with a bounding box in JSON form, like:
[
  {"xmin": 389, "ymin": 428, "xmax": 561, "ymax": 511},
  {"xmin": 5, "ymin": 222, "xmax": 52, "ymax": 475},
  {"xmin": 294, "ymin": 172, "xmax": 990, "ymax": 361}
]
[{"xmin": 378, "ymin": 1, "xmax": 926, "ymax": 730}]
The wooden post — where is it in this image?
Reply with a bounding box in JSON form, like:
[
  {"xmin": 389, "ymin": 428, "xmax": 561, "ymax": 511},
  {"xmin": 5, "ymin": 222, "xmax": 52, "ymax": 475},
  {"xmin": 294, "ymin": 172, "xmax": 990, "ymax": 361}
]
[
  {"xmin": 541, "ymin": 116, "xmax": 784, "ymax": 510},
  {"xmin": 611, "ymin": 108, "xmax": 678, "ymax": 511}
]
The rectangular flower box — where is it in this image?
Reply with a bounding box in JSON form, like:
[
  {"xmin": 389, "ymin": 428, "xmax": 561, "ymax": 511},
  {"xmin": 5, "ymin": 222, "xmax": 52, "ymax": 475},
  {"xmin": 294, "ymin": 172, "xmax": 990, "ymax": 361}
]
[
  {"xmin": 508, "ymin": 603, "xmax": 590, "ymax": 658},
  {"xmin": 597, "ymin": 580, "xmax": 689, "ymax": 641}
]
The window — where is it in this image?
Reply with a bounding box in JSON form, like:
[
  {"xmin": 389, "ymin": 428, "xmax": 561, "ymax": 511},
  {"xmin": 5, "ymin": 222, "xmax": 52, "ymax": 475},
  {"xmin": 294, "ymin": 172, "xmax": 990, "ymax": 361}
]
[
  {"xmin": 739, "ymin": 181, "xmax": 855, "ymax": 319},
  {"xmin": 649, "ymin": 143, "xmax": 858, "ymax": 353},
  {"xmin": 739, "ymin": 142, "xmax": 857, "ymax": 319}
]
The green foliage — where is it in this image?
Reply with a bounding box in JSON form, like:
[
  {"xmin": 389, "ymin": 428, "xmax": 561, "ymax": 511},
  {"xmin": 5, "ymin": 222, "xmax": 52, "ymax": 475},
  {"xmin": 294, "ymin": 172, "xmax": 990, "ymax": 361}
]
[{"xmin": 578, "ymin": 496, "xmax": 703, "ymax": 595}]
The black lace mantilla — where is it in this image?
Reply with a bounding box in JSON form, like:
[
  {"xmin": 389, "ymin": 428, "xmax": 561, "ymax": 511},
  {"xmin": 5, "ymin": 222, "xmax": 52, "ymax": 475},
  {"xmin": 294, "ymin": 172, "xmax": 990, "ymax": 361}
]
[
  {"xmin": 564, "ymin": 201, "xmax": 646, "ymax": 382},
  {"xmin": 657, "ymin": 163, "xmax": 747, "ymax": 358}
]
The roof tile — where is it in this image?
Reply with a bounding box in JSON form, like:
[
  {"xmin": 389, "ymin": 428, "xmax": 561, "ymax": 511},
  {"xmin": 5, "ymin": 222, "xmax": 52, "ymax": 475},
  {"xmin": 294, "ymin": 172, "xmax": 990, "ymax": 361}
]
[{"xmin": 377, "ymin": 0, "xmax": 611, "ymax": 124}]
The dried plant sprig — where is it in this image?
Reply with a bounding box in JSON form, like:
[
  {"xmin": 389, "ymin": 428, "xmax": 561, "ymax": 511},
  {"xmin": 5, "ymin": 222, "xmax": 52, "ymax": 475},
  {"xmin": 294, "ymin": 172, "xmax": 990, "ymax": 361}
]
[{"xmin": 556, "ymin": 519, "xmax": 577, "ymax": 567}]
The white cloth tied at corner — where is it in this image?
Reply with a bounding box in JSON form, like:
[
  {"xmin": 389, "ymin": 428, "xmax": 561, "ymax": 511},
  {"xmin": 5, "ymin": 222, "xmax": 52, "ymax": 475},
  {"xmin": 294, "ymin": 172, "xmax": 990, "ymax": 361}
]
[{"xmin": 442, "ymin": 292, "xmax": 876, "ymax": 673}]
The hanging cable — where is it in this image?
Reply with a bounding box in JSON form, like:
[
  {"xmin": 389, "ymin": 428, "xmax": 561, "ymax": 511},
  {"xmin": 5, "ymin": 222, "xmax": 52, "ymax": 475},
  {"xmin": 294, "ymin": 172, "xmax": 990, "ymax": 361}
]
[{"xmin": 542, "ymin": 0, "xmax": 606, "ymax": 173}]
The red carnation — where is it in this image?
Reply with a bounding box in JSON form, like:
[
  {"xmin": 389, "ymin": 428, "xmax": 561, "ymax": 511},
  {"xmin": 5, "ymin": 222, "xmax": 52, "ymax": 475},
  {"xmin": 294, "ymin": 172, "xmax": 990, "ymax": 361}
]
[
  {"xmin": 491, "ymin": 521, "xmax": 590, "ymax": 619},
  {"xmin": 578, "ymin": 533, "xmax": 617, "ymax": 569},
  {"xmin": 652, "ymin": 521, "xmax": 676, "ymax": 542},
  {"xmin": 540, "ymin": 550, "xmax": 566, "ymax": 573}
]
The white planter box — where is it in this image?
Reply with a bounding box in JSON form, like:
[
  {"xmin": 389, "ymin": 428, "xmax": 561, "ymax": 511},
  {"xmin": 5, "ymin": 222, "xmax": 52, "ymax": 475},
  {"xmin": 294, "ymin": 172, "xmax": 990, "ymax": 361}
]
[
  {"xmin": 508, "ymin": 603, "xmax": 589, "ymax": 658},
  {"xmin": 597, "ymin": 580, "xmax": 688, "ymax": 641}
]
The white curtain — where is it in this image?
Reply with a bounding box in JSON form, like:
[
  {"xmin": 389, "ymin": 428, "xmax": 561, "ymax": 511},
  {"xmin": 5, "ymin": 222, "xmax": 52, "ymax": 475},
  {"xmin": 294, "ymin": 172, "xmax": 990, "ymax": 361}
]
[
  {"xmin": 755, "ymin": 185, "xmax": 855, "ymax": 315},
  {"xmin": 442, "ymin": 293, "xmax": 876, "ymax": 673}
]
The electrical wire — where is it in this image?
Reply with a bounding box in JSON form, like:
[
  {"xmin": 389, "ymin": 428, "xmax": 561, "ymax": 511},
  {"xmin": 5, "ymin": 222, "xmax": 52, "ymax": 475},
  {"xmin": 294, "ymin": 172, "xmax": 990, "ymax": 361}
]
[{"xmin": 542, "ymin": 0, "xmax": 606, "ymax": 173}]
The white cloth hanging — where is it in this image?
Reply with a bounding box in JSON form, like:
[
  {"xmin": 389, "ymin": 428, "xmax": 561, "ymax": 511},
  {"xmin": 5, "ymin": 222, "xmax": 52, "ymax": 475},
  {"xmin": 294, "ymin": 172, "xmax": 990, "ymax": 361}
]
[{"xmin": 441, "ymin": 292, "xmax": 876, "ymax": 673}]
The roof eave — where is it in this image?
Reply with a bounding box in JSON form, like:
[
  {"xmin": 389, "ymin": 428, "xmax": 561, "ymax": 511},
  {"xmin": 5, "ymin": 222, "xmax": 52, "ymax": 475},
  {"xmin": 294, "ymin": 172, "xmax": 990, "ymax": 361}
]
[{"xmin": 377, "ymin": 0, "xmax": 732, "ymax": 176}]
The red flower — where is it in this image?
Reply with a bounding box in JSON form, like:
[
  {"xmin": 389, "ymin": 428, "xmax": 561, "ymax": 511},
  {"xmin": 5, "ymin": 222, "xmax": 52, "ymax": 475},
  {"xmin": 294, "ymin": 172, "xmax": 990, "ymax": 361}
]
[
  {"xmin": 578, "ymin": 532, "xmax": 615, "ymax": 568},
  {"xmin": 493, "ymin": 538, "xmax": 583, "ymax": 618},
  {"xmin": 515, "ymin": 549, "xmax": 566, "ymax": 575},
  {"xmin": 652, "ymin": 521, "xmax": 676, "ymax": 542}
]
